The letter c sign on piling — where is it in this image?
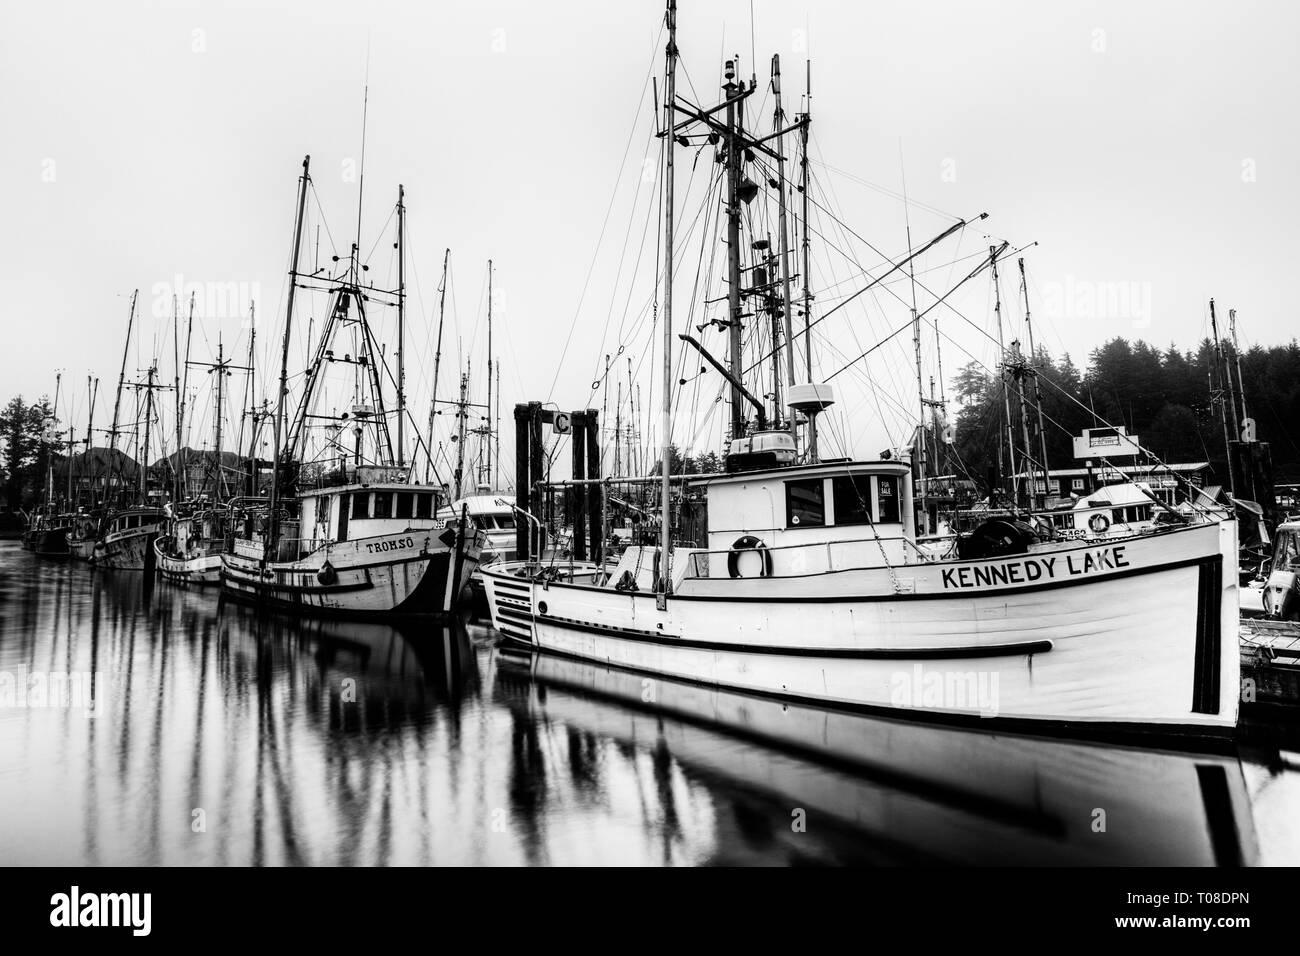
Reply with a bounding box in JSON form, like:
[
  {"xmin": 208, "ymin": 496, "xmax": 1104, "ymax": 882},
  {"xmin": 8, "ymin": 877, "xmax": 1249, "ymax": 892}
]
[{"xmin": 553, "ymin": 412, "xmax": 571, "ymax": 435}]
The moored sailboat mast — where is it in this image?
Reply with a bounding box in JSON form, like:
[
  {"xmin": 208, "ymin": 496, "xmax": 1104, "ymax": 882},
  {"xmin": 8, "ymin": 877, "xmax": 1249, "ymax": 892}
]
[{"xmin": 268, "ymin": 154, "xmax": 311, "ymax": 554}]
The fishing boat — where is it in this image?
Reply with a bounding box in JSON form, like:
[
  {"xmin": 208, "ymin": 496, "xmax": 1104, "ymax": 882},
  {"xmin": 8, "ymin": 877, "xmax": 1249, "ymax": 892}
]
[
  {"xmin": 33, "ymin": 514, "xmax": 73, "ymax": 560},
  {"xmin": 219, "ymin": 157, "xmax": 480, "ymax": 617},
  {"xmin": 93, "ymin": 506, "xmax": 166, "ymax": 570},
  {"xmin": 67, "ymin": 512, "xmax": 100, "ymax": 561},
  {"xmin": 482, "ymin": 1, "xmax": 1240, "ymax": 743},
  {"xmin": 155, "ymin": 505, "xmax": 225, "ymax": 584}
]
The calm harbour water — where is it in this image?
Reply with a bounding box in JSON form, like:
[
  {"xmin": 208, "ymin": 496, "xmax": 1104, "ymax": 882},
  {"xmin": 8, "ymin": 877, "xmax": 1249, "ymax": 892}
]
[{"xmin": 1, "ymin": 539, "xmax": 1296, "ymax": 866}]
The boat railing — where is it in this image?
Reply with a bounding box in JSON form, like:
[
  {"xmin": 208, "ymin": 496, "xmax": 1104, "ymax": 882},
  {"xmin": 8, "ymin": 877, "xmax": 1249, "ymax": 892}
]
[{"xmin": 682, "ymin": 534, "xmax": 918, "ymax": 579}]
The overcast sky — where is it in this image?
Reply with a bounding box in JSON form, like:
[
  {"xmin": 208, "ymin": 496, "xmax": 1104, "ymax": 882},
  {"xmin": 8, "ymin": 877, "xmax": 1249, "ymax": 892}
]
[{"xmin": 3, "ymin": 0, "xmax": 1297, "ymax": 469}]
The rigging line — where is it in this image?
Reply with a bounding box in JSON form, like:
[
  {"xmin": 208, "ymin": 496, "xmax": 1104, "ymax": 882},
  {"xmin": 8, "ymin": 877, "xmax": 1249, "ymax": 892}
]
[
  {"xmin": 588, "ymin": 162, "xmax": 722, "ymax": 393},
  {"xmin": 545, "ymin": 22, "xmax": 665, "ymax": 403},
  {"xmin": 922, "ymin": 304, "xmax": 1217, "ymax": 519},
  {"xmin": 809, "ymin": 157, "xmax": 960, "ymax": 222},
  {"xmin": 807, "ymin": 178, "xmax": 913, "ymax": 439},
  {"xmin": 826, "ymin": 245, "xmax": 1005, "ymax": 383}
]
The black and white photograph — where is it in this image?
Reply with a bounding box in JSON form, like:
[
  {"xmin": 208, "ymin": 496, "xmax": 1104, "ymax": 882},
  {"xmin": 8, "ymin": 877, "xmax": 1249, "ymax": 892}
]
[{"xmin": 0, "ymin": 0, "xmax": 1295, "ymax": 928}]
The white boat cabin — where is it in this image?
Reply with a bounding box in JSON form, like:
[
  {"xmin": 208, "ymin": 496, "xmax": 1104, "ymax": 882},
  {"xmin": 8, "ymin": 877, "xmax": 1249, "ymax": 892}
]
[
  {"xmin": 694, "ymin": 459, "xmax": 916, "ymax": 578},
  {"xmin": 295, "ymin": 483, "xmax": 448, "ymax": 551},
  {"xmin": 606, "ymin": 458, "xmax": 916, "ymax": 588}
]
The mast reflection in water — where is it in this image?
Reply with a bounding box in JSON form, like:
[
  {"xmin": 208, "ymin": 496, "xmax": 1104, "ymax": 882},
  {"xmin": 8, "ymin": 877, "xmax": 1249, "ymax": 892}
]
[{"xmin": 1, "ymin": 541, "xmax": 1296, "ymax": 866}]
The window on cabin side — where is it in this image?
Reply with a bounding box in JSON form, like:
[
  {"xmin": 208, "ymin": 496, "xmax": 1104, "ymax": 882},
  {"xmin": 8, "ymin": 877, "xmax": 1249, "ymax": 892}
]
[
  {"xmin": 352, "ymin": 494, "xmax": 370, "ymax": 519},
  {"xmin": 416, "ymin": 493, "xmax": 433, "ymax": 519},
  {"xmin": 876, "ymin": 476, "xmax": 900, "ymax": 524},
  {"xmin": 831, "ymin": 475, "xmax": 873, "ymax": 526},
  {"xmin": 374, "ymin": 493, "xmax": 393, "ymax": 519},
  {"xmin": 396, "ymin": 492, "xmax": 414, "ymax": 519},
  {"xmin": 785, "ymin": 478, "xmax": 825, "ymax": 528}
]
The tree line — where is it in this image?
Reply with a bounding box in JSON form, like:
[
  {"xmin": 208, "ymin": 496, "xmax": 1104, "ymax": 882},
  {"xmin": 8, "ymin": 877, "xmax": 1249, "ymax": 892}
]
[
  {"xmin": 0, "ymin": 395, "xmax": 56, "ymax": 516},
  {"xmin": 948, "ymin": 337, "xmax": 1300, "ymax": 492}
]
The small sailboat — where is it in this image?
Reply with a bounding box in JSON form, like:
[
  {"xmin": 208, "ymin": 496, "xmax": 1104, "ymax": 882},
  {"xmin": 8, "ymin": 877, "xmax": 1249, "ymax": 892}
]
[{"xmin": 483, "ymin": 1, "xmax": 1240, "ymax": 743}]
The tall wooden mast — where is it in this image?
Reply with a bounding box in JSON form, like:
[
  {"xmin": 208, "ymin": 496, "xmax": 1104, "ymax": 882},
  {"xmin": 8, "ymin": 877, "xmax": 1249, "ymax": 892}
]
[
  {"xmin": 772, "ymin": 54, "xmax": 797, "ymax": 440},
  {"xmin": 723, "ymin": 56, "xmax": 745, "ymax": 440},
  {"xmin": 657, "ymin": 0, "xmax": 678, "ymax": 604},
  {"xmin": 427, "ymin": 248, "xmax": 449, "ymax": 484},
  {"xmin": 798, "ymin": 64, "xmax": 816, "ymax": 461},
  {"xmin": 396, "ymin": 184, "xmax": 406, "ymax": 467},
  {"xmin": 268, "ymin": 155, "xmax": 311, "ymax": 553},
  {"xmin": 109, "ymin": 289, "xmax": 138, "ymax": 456}
]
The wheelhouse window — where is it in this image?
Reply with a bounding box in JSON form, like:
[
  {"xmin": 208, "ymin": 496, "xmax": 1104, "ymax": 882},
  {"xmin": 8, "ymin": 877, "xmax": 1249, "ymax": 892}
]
[
  {"xmin": 876, "ymin": 476, "xmax": 900, "ymax": 524},
  {"xmin": 416, "ymin": 493, "xmax": 433, "ymax": 519},
  {"xmin": 831, "ymin": 475, "xmax": 873, "ymax": 526},
  {"xmin": 785, "ymin": 478, "xmax": 825, "ymax": 528},
  {"xmin": 374, "ymin": 493, "xmax": 393, "ymax": 519},
  {"xmin": 352, "ymin": 494, "xmax": 370, "ymax": 519},
  {"xmin": 396, "ymin": 492, "xmax": 414, "ymax": 519}
]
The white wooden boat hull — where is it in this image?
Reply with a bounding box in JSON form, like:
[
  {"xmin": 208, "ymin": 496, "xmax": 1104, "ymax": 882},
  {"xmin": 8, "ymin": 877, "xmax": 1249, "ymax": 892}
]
[
  {"xmin": 220, "ymin": 532, "xmax": 480, "ymax": 617},
  {"xmin": 483, "ymin": 521, "xmax": 1240, "ymax": 740},
  {"xmin": 93, "ymin": 528, "xmax": 160, "ymax": 571},
  {"xmin": 154, "ymin": 537, "xmax": 223, "ymax": 585}
]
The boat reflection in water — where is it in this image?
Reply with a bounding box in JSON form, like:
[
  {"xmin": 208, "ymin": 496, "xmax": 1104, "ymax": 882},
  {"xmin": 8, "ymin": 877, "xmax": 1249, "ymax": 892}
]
[
  {"xmin": 0, "ymin": 542, "xmax": 1288, "ymax": 865},
  {"xmin": 493, "ymin": 648, "xmax": 1262, "ymax": 866}
]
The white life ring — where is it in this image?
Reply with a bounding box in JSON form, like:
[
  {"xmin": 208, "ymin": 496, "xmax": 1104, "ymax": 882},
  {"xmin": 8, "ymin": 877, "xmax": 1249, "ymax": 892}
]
[{"xmin": 1088, "ymin": 513, "xmax": 1110, "ymax": 534}]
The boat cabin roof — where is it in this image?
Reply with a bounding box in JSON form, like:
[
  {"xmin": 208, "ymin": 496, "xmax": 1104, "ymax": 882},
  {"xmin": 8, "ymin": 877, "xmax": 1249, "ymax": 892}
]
[{"xmin": 699, "ymin": 459, "xmax": 910, "ymax": 488}]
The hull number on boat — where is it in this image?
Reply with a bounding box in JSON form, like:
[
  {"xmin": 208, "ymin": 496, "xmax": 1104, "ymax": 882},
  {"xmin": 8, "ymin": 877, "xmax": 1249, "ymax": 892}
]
[
  {"xmin": 366, "ymin": 536, "xmax": 415, "ymax": 554},
  {"xmin": 940, "ymin": 544, "xmax": 1130, "ymax": 590}
]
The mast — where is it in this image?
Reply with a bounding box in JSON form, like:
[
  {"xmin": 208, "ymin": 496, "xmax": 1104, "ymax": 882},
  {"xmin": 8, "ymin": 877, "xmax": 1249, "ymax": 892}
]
[
  {"xmin": 396, "ymin": 184, "xmax": 406, "ymax": 467},
  {"xmin": 658, "ymin": 0, "xmax": 677, "ymax": 602},
  {"xmin": 723, "ymin": 56, "xmax": 745, "ymax": 440},
  {"xmin": 235, "ymin": 301, "xmax": 256, "ymax": 495},
  {"xmin": 772, "ymin": 55, "xmax": 797, "ymax": 439},
  {"xmin": 140, "ymin": 365, "xmax": 155, "ymax": 502},
  {"xmin": 486, "ymin": 259, "xmax": 493, "ymax": 486},
  {"xmin": 990, "ymin": 247, "xmax": 1018, "ymax": 506},
  {"xmin": 1011, "ymin": 341, "xmax": 1036, "ymax": 510},
  {"xmin": 905, "ymin": 152, "xmax": 927, "ymax": 531},
  {"xmin": 48, "ymin": 372, "xmax": 62, "ymax": 508},
  {"xmin": 109, "ymin": 289, "xmax": 138, "ymax": 457},
  {"xmin": 799, "ymin": 63, "xmax": 816, "ymax": 461},
  {"xmin": 1228, "ymin": 307, "xmax": 1256, "ymax": 502},
  {"xmin": 1228, "ymin": 308, "xmax": 1250, "ymax": 432},
  {"xmin": 912, "ymin": 306, "xmax": 928, "ymax": 530},
  {"xmin": 173, "ymin": 295, "xmax": 182, "ymax": 502},
  {"xmin": 454, "ymin": 364, "xmax": 469, "ymax": 500},
  {"xmin": 66, "ymin": 423, "xmax": 75, "ymax": 508},
  {"xmin": 615, "ymin": 379, "xmax": 622, "ymax": 477},
  {"xmin": 495, "ymin": 363, "xmax": 501, "ymax": 491},
  {"xmin": 84, "ymin": 376, "xmax": 97, "ymax": 508},
  {"xmin": 179, "ymin": 291, "xmax": 195, "ymax": 498},
  {"xmin": 427, "ymin": 249, "xmax": 449, "ymax": 484},
  {"xmin": 1208, "ymin": 298, "xmax": 1236, "ymax": 497},
  {"xmin": 268, "ymin": 155, "xmax": 311, "ymax": 552},
  {"xmin": 212, "ymin": 339, "xmax": 227, "ymax": 497},
  {"xmin": 1019, "ymin": 258, "xmax": 1051, "ymax": 506}
]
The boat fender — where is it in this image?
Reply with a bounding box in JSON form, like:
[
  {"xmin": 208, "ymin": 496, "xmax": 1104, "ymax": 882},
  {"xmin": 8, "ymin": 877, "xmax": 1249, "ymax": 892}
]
[
  {"xmin": 727, "ymin": 535, "xmax": 773, "ymax": 578},
  {"xmin": 317, "ymin": 561, "xmax": 338, "ymax": 585},
  {"xmin": 1088, "ymin": 513, "xmax": 1110, "ymax": 534}
]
